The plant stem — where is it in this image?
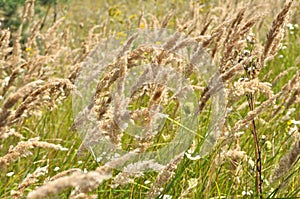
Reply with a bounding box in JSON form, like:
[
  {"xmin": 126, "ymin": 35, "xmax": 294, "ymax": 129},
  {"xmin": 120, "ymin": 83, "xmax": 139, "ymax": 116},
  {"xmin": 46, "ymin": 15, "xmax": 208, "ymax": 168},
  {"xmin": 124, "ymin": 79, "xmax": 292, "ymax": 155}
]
[{"xmin": 247, "ymin": 93, "xmax": 262, "ymax": 198}]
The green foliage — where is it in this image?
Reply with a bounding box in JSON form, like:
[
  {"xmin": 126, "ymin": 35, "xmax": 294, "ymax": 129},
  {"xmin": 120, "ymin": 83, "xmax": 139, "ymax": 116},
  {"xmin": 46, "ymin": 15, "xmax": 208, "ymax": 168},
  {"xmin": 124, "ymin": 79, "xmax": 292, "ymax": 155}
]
[
  {"xmin": 0, "ymin": 0, "xmax": 25, "ymax": 30},
  {"xmin": 0, "ymin": 0, "xmax": 68, "ymax": 32}
]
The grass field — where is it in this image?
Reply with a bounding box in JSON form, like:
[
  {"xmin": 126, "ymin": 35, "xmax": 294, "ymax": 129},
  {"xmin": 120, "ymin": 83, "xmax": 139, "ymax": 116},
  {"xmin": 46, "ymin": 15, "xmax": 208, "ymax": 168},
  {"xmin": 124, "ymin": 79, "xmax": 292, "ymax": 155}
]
[{"xmin": 1, "ymin": 0, "xmax": 300, "ymax": 198}]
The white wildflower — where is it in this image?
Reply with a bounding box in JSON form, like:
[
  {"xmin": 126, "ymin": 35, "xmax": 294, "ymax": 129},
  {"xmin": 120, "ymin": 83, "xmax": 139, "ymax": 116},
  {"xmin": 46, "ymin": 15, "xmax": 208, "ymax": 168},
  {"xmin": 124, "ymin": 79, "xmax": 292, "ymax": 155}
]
[
  {"xmin": 242, "ymin": 190, "xmax": 253, "ymax": 196},
  {"xmin": 160, "ymin": 194, "xmax": 172, "ymax": 199},
  {"xmin": 60, "ymin": 147, "xmax": 69, "ymax": 151},
  {"xmin": 6, "ymin": 172, "xmax": 14, "ymax": 177},
  {"xmin": 287, "ymin": 23, "xmax": 294, "ymax": 30},
  {"xmin": 248, "ymin": 158, "xmax": 255, "ymax": 168},
  {"xmin": 185, "ymin": 152, "xmax": 201, "ymax": 161},
  {"xmin": 2, "ymin": 76, "xmax": 10, "ymax": 87},
  {"xmin": 291, "ymin": 119, "xmax": 300, "ymax": 125},
  {"xmin": 96, "ymin": 156, "xmax": 103, "ymax": 162}
]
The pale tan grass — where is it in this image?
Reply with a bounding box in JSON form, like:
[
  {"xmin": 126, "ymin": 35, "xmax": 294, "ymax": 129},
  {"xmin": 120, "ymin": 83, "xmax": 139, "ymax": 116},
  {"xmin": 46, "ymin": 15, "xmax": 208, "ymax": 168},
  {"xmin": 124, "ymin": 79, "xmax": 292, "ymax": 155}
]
[
  {"xmin": 27, "ymin": 167, "xmax": 111, "ymax": 199},
  {"xmin": 146, "ymin": 153, "xmax": 184, "ymax": 199},
  {"xmin": 234, "ymin": 70, "xmax": 300, "ymax": 132},
  {"xmin": 261, "ymin": 0, "xmax": 294, "ymax": 66},
  {"xmin": 0, "ymin": 137, "xmax": 66, "ymax": 169},
  {"xmin": 11, "ymin": 165, "xmax": 48, "ymax": 199},
  {"xmin": 272, "ymin": 134, "xmax": 300, "ymax": 182}
]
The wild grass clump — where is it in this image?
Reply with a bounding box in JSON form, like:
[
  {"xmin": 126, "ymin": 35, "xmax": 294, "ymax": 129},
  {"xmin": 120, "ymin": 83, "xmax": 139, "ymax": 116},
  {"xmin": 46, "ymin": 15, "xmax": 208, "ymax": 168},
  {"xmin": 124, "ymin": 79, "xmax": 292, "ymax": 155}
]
[{"xmin": 0, "ymin": 0, "xmax": 300, "ymax": 198}]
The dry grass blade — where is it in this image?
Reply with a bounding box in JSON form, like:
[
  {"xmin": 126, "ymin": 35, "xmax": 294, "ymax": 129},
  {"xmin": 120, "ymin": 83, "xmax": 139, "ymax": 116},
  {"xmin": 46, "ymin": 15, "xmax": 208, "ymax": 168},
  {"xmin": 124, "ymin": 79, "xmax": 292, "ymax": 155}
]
[
  {"xmin": 262, "ymin": 0, "xmax": 293, "ymax": 65},
  {"xmin": 146, "ymin": 153, "xmax": 184, "ymax": 199},
  {"xmin": 0, "ymin": 138, "xmax": 67, "ymax": 169},
  {"xmin": 11, "ymin": 165, "xmax": 49, "ymax": 199},
  {"xmin": 27, "ymin": 168, "xmax": 112, "ymax": 199},
  {"xmin": 272, "ymin": 137, "xmax": 300, "ymax": 182}
]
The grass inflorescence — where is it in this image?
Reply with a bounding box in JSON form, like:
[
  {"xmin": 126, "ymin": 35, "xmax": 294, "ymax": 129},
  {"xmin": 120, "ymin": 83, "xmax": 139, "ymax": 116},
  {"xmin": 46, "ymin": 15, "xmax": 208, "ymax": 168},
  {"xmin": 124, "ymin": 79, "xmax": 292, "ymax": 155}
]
[{"xmin": 0, "ymin": 0, "xmax": 300, "ymax": 198}]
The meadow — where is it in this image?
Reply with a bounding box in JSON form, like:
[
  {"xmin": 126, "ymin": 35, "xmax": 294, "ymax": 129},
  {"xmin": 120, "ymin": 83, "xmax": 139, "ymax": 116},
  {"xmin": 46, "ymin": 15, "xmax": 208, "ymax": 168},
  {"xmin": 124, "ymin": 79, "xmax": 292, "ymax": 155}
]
[{"xmin": 0, "ymin": 0, "xmax": 300, "ymax": 198}]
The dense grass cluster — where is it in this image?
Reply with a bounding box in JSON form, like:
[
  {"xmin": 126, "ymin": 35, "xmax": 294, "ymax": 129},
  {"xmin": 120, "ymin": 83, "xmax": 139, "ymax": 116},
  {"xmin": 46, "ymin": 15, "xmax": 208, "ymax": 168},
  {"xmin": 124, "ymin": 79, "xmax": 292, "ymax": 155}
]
[{"xmin": 0, "ymin": 0, "xmax": 300, "ymax": 198}]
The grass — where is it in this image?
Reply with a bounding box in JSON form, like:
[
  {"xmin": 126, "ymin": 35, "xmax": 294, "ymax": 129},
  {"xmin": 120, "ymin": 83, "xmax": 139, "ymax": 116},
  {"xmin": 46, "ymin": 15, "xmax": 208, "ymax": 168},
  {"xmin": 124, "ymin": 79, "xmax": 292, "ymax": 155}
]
[{"xmin": 1, "ymin": 0, "xmax": 300, "ymax": 198}]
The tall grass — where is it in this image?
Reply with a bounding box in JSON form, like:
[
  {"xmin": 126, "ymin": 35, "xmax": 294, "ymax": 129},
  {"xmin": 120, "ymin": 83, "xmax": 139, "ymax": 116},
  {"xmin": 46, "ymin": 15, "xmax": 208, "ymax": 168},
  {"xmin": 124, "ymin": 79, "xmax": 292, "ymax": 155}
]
[{"xmin": 1, "ymin": 0, "xmax": 300, "ymax": 198}]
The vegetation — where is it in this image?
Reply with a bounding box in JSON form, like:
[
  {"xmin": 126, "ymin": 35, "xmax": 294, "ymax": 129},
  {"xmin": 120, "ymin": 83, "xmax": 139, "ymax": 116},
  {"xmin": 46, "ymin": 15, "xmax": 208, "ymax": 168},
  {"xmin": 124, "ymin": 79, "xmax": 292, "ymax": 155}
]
[{"xmin": 0, "ymin": 0, "xmax": 299, "ymax": 198}]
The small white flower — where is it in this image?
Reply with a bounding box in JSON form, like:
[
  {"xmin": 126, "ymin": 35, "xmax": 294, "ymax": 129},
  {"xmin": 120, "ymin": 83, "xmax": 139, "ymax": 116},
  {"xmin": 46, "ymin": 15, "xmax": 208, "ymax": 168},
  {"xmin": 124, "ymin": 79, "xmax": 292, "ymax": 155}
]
[
  {"xmin": 246, "ymin": 32, "xmax": 255, "ymax": 43},
  {"xmin": 2, "ymin": 76, "xmax": 10, "ymax": 87},
  {"xmin": 6, "ymin": 172, "xmax": 14, "ymax": 177},
  {"xmin": 77, "ymin": 160, "xmax": 83, "ymax": 164},
  {"xmin": 287, "ymin": 23, "xmax": 294, "ymax": 30},
  {"xmin": 60, "ymin": 147, "xmax": 69, "ymax": 151},
  {"xmin": 227, "ymin": 107, "xmax": 233, "ymax": 114},
  {"xmin": 19, "ymin": 68, "xmax": 26, "ymax": 73},
  {"xmin": 291, "ymin": 119, "xmax": 300, "ymax": 125},
  {"xmin": 242, "ymin": 190, "xmax": 253, "ymax": 196},
  {"xmin": 54, "ymin": 166, "xmax": 60, "ymax": 171},
  {"xmin": 278, "ymin": 54, "xmax": 284, "ymax": 59},
  {"xmin": 144, "ymin": 180, "xmax": 151, "ymax": 184},
  {"xmin": 96, "ymin": 156, "xmax": 103, "ymax": 162},
  {"xmin": 22, "ymin": 110, "xmax": 28, "ymax": 118},
  {"xmin": 160, "ymin": 195, "xmax": 172, "ymax": 199},
  {"xmin": 185, "ymin": 152, "xmax": 201, "ymax": 161},
  {"xmin": 242, "ymin": 49, "xmax": 251, "ymax": 56},
  {"xmin": 248, "ymin": 158, "xmax": 255, "ymax": 168}
]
